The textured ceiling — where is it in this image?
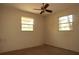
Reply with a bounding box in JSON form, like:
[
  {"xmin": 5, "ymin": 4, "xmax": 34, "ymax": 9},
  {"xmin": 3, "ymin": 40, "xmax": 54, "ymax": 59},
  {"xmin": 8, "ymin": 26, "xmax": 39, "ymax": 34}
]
[{"xmin": 2, "ymin": 3, "xmax": 79, "ymax": 15}]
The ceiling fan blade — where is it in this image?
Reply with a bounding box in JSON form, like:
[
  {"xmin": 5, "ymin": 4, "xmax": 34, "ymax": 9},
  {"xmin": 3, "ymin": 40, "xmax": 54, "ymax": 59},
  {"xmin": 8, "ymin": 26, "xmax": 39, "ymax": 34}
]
[
  {"xmin": 44, "ymin": 4, "xmax": 49, "ymax": 9},
  {"xmin": 40, "ymin": 11, "xmax": 44, "ymax": 14},
  {"xmin": 46, "ymin": 10, "xmax": 52, "ymax": 13},
  {"xmin": 34, "ymin": 9, "xmax": 42, "ymax": 10}
]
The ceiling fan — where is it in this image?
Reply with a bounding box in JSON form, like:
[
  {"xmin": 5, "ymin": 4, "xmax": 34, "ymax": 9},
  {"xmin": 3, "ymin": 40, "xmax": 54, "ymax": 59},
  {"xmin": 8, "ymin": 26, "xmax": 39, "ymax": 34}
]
[{"xmin": 34, "ymin": 3, "xmax": 52, "ymax": 14}]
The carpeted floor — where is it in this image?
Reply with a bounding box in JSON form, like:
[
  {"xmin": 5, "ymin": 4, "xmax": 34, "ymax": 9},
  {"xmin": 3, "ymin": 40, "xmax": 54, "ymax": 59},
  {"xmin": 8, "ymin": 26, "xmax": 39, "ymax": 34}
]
[{"xmin": 0, "ymin": 44, "xmax": 79, "ymax": 55}]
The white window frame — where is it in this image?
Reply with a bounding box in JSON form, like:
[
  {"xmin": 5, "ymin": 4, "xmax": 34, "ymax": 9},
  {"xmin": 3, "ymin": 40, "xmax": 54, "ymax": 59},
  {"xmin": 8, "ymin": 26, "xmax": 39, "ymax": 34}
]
[
  {"xmin": 21, "ymin": 16, "xmax": 34, "ymax": 31},
  {"xmin": 59, "ymin": 15, "xmax": 73, "ymax": 31}
]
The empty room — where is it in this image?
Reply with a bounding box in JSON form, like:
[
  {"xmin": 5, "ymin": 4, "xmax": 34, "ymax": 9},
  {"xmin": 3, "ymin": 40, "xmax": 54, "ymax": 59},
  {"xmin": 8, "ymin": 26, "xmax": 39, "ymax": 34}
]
[{"xmin": 0, "ymin": 3, "xmax": 79, "ymax": 55}]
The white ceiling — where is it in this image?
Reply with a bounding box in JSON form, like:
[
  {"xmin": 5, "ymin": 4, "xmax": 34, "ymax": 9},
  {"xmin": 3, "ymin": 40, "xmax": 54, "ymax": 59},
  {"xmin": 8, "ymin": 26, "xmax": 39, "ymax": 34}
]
[{"xmin": 3, "ymin": 3, "xmax": 79, "ymax": 15}]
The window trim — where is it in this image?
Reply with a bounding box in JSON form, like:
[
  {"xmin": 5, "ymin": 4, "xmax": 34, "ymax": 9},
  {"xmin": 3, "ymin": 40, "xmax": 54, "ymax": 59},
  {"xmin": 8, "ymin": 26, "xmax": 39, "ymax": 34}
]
[
  {"xmin": 21, "ymin": 16, "xmax": 34, "ymax": 32},
  {"xmin": 58, "ymin": 15, "xmax": 73, "ymax": 32}
]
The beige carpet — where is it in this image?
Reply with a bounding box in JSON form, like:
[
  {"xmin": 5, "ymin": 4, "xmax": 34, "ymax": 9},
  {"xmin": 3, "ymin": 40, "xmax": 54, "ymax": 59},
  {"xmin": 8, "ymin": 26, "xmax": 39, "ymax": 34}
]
[{"xmin": 0, "ymin": 44, "xmax": 79, "ymax": 55}]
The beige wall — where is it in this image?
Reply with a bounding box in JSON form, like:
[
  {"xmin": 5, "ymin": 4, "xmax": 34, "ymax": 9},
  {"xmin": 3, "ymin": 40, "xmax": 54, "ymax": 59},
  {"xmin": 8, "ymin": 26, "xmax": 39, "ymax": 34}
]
[
  {"xmin": 0, "ymin": 5, "xmax": 2, "ymax": 36},
  {"xmin": 45, "ymin": 7, "xmax": 79, "ymax": 52},
  {"xmin": 0, "ymin": 5, "xmax": 45, "ymax": 53}
]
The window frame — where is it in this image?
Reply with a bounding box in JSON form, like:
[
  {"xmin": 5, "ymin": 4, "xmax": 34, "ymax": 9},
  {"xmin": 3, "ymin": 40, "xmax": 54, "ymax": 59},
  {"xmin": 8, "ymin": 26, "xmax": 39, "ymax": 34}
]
[
  {"xmin": 21, "ymin": 16, "xmax": 34, "ymax": 32},
  {"xmin": 58, "ymin": 15, "xmax": 73, "ymax": 31}
]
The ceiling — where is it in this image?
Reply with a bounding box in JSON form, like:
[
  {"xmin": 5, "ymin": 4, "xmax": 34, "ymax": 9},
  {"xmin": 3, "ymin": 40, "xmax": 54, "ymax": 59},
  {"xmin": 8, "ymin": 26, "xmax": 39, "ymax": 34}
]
[{"xmin": 3, "ymin": 3, "xmax": 79, "ymax": 15}]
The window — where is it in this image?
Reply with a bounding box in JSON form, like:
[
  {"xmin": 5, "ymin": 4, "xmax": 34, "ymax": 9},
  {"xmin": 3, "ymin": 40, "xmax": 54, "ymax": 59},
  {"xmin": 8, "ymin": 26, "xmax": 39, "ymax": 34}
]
[
  {"xmin": 21, "ymin": 16, "xmax": 34, "ymax": 31},
  {"xmin": 59, "ymin": 15, "xmax": 73, "ymax": 31}
]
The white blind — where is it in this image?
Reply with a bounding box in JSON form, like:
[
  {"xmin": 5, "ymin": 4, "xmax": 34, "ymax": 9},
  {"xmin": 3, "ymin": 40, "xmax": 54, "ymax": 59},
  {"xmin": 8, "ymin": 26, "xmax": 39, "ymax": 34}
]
[
  {"xmin": 21, "ymin": 16, "xmax": 34, "ymax": 31},
  {"xmin": 59, "ymin": 15, "xmax": 73, "ymax": 31}
]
